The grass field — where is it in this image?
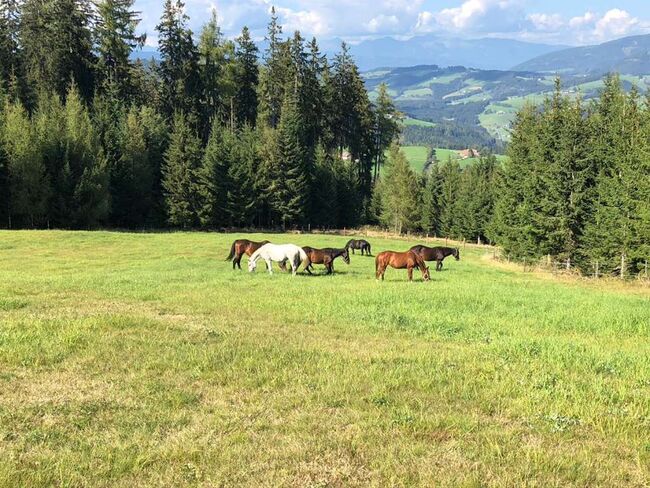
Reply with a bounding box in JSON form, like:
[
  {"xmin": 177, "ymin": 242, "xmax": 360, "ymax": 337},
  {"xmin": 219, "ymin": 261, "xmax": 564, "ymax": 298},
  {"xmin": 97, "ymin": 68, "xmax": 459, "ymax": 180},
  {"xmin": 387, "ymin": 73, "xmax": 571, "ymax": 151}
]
[{"xmin": 1, "ymin": 231, "xmax": 649, "ymax": 487}]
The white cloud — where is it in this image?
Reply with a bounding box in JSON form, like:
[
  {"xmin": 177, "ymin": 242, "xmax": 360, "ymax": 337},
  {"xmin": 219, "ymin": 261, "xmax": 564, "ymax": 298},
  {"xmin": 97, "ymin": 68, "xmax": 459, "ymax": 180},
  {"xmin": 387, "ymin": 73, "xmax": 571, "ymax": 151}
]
[
  {"xmin": 594, "ymin": 9, "xmax": 639, "ymax": 40},
  {"xmin": 365, "ymin": 14, "xmax": 400, "ymax": 33},
  {"xmin": 528, "ymin": 13, "xmax": 563, "ymax": 32},
  {"xmin": 569, "ymin": 11, "xmax": 596, "ymax": 29},
  {"xmin": 275, "ymin": 6, "xmax": 330, "ymax": 36}
]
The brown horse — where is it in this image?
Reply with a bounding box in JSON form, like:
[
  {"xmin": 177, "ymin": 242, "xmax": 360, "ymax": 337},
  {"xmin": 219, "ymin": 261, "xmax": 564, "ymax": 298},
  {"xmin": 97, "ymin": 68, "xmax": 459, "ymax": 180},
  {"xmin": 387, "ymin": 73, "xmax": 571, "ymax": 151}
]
[
  {"xmin": 226, "ymin": 239, "xmax": 270, "ymax": 269},
  {"xmin": 302, "ymin": 246, "xmax": 350, "ymax": 275},
  {"xmin": 375, "ymin": 250, "xmax": 430, "ymax": 282},
  {"xmin": 409, "ymin": 245, "xmax": 460, "ymax": 272}
]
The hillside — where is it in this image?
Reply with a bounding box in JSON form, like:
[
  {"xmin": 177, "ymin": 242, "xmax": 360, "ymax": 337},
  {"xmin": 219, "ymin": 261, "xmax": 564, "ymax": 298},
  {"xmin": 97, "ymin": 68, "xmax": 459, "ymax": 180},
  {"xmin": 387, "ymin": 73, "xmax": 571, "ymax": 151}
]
[
  {"xmin": 366, "ymin": 64, "xmax": 650, "ymax": 143},
  {"xmin": 514, "ymin": 34, "xmax": 650, "ymax": 75}
]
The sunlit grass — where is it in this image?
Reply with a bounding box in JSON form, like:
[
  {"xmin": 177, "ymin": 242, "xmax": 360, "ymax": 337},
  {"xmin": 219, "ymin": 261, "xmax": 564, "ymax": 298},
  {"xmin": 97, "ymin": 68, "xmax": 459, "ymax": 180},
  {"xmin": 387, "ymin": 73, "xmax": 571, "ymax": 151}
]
[{"xmin": 0, "ymin": 231, "xmax": 648, "ymax": 486}]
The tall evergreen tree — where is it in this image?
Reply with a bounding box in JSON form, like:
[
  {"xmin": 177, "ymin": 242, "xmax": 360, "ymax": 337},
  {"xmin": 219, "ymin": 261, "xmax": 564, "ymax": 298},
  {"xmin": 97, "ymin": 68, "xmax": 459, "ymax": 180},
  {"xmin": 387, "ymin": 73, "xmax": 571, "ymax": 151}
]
[
  {"xmin": 378, "ymin": 143, "xmax": 420, "ymax": 234},
  {"xmin": 156, "ymin": 0, "xmax": 201, "ymax": 118},
  {"xmin": 258, "ymin": 7, "xmax": 289, "ymax": 129},
  {"xmin": 373, "ymin": 83, "xmax": 400, "ymax": 179},
  {"xmin": 234, "ymin": 26, "xmax": 258, "ymax": 128},
  {"xmin": 162, "ymin": 112, "xmax": 203, "ymax": 227},
  {"xmin": 21, "ymin": 0, "xmax": 96, "ymax": 100},
  {"xmin": 268, "ymin": 92, "xmax": 308, "ymax": 227},
  {"xmin": 437, "ymin": 157, "xmax": 462, "ymax": 238},
  {"xmin": 94, "ymin": 0, "xmax": 146, "ymax": 98},
  {"xmin": 198, "ymin": 118, "xmax": 233, "ymax": 227},
  {"xmin": 111, "ymin": 106, "xmax": 153, "ymax": 227},
  {"xmin": 3, "ymin": 99, "xmax": 49, "ymax": 227}
]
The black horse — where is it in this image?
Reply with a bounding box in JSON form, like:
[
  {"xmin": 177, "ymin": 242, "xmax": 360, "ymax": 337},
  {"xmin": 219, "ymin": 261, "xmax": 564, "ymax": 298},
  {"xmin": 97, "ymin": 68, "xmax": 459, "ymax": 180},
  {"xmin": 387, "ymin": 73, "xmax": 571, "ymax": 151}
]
[
  {"xmin": 409, "ymin": 245, "xmax": 459, "ymax": 271},
  {"xmin": 345, "ymin": 239, "xmax": 372, "ymax": 256},
  {"xmin": 302, "ymin": 247, "xmax": 350, "ymax": 275}
]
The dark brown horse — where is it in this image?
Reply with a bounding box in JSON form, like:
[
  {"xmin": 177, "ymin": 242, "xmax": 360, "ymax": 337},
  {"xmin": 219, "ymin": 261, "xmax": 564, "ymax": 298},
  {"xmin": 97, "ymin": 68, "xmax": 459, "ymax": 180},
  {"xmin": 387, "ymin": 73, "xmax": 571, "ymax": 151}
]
[
  {"xmin": 302, "ymin": 247, "xmax": 350, "ymax": 275},
  {"xmin": 409, "ymin": 245, "xmax": 460, "ymax": 272},
  {"xmin": 345, "ymin": 239, "xmax": 372, "ymax": 256},
  {"xmin": 226, "ymin": 239, "xmax": 270, "ymax": 269},
  {"xmin": 375, "ymin": 250, "xmax": 430, "ymax": 282}
]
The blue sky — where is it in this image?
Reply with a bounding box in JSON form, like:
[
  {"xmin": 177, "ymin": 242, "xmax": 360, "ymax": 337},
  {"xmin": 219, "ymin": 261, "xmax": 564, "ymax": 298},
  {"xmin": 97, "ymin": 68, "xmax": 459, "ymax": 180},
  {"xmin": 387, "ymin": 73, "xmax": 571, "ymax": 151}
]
[{"xmin": 134, "ymin": 0, "xmax": 650, "ymax": 47}]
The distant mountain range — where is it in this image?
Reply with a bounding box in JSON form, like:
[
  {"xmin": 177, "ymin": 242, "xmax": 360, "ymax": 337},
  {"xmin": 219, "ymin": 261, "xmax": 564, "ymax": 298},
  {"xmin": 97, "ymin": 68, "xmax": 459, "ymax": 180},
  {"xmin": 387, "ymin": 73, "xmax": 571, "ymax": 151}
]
[
  {"xmin": 345, "ymin": 35, "xmax": 566, "ymax": 72},
  {"xmin": 514, "ymin": 35, "xmax": 650, "ymax": 75}
]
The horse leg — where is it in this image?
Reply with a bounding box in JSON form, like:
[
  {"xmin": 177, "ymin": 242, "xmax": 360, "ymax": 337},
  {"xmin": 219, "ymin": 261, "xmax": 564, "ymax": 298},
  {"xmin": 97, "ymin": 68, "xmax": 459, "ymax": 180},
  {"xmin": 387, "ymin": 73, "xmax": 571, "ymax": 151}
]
[
  {"xmin": 266, "ymin": 259, "xmax": 273, "ymax": 275},
  {"xmin": 436, "ymin": 260, "xmax": 442, "ymax": 272},
  {"xmin": 305, "ymin": 262, "xmax": 313, "ymax": 275},
  {"xmin": 233, "ymin": 253, "xmax": 241, "ymax": 270},
  {"xmin": 408, "ymin": 266, "xmax": 413, "ymax": 281}
]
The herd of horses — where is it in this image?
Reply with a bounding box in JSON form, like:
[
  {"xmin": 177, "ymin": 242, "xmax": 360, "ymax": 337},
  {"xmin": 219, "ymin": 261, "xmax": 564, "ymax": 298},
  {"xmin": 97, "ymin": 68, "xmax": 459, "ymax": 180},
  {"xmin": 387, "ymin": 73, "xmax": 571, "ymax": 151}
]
[{"xmin": 225, "ymin": 238, "xmax": 460, "ymax": 281}]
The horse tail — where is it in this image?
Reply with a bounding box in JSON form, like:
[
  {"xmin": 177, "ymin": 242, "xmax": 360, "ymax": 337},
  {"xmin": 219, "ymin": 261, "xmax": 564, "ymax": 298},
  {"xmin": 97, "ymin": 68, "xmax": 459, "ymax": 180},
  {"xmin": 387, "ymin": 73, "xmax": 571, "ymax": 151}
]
[
  {"xmin": 367, "ymin": 243, "xmax": 372, "ymax": 256},
  {"xmin": 296, "ymin": 248, "xmax": 308, "ymax": 272},
  {"xmin": 225, "ymin": 241, "xmax": 236, "ymax": 261}
]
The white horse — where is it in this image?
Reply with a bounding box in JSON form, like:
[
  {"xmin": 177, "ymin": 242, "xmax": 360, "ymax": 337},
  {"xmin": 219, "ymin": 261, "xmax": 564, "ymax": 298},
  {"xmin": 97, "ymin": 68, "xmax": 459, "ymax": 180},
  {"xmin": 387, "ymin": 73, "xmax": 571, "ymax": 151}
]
[{"xmin": 248, "ymin": 243, "xmax": 309, "ymax": 276}]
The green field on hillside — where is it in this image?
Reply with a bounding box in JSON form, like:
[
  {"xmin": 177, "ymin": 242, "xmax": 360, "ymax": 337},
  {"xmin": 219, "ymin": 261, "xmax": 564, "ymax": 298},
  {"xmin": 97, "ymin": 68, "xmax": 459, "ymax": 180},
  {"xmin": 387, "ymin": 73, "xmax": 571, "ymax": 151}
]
[{"xmin": 0, "ymin": 231, "xmax": 648, "ymax": 486}]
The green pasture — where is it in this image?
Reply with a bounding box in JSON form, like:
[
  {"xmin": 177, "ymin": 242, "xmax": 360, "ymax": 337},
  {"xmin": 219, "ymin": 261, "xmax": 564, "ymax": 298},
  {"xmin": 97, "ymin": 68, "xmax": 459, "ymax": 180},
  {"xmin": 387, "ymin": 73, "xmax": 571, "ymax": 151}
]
[{"xmin": 0, "ymin": 231, "xmax": 648, "ymax": 486}]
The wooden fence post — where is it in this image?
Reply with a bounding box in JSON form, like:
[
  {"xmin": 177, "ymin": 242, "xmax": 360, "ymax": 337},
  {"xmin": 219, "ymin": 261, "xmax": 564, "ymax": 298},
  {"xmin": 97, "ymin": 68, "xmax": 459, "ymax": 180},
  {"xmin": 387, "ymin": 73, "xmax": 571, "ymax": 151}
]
[
  {"xmin": 621, "ymin": 253, "xmax": 626, "ymax": 280},
  {"xmin": 566, "ymin": 257, "xmax": 571, "ymax": 270},
  {"xmin": 595, "ymin": 260, "xmax": 599, "ymax": 279}
]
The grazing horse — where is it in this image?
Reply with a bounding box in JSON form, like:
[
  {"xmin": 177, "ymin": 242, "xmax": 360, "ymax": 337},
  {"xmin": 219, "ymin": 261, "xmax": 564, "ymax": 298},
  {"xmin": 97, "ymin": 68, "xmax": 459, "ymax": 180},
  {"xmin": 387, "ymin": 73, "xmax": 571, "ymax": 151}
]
[
  {"xmin": 302, "ymin": 247, "xmax": 350, "ymax": 275},
  {"xmin": 226, "ymin": 239, "xmax": 270, "ymax": 270},
  {"xmin": 409, "ymin": 245, "xmax": 460, "ymax": 272},
  {"xmin": 248, "ymin": 243, "xmax": 308, "ymax": 276},
  {"xmin": 375, "ymin": 250, "xmax": 430, "ymax": 282},
  {"xmin": 345, "ymin": 239, "xmax": 372, "ymax": 256}
]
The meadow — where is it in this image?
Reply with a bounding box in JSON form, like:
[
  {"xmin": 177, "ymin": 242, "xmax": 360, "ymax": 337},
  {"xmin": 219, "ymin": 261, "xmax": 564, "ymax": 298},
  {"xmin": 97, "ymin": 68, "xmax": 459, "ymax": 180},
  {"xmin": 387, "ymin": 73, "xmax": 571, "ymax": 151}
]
[{"xmin": 0, "ymin": 231, "xmax": 649, "ymax": 487}]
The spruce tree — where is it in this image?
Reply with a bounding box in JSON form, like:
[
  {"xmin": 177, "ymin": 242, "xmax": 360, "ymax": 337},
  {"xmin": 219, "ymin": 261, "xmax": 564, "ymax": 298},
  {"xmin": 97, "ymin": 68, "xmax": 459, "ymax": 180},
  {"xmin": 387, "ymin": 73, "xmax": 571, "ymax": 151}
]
[
  {"xmin": 437, "ymin": 157, "xmax": 462, "ymax": 238},
  {"xmin": 379, "ymin": 143, "xmax": 420, "ymax": 234},
  {"xmin": 21, "ymin": 0, "xmax": 96, "ymax": 101},
  {"xmin": 420, "ymin": 160, "xmax": 441, "ymax": 235},
  {"xmin": 156, "ymin": 0, "xmax": 201, "ymax": 118},
  {"xmin": 198, "ymin": 118, "xmax": 232, "ymax": 228},
  {"xmin": 227, "ymin": 125, "xmax": 259, "ymax": 227},
  {"xmin": 111, "ymin": 106, "xmax": 153, "ymax": 227},
  {"xmin": 234, "ymin": 26, "xmax": 259, "ymax": 128},
  {"xmin": 3, "ymin": 99, "xmax": 49, "ymax": 227},
  {"xmin": 94, "ymin": 0, "xmax": 146, "ymax": 98},
  {"xmin": 162, "ymin": 112, "xmax": 203, "ymax": 227},
  {"xmin": 269, "ymin": 92, "xmax": 308, "ymax": 227}
]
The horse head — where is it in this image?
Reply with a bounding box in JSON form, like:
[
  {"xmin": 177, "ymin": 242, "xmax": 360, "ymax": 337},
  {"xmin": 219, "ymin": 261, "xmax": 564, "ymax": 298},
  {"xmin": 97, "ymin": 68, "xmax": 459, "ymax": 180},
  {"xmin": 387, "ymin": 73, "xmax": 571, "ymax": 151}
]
[
  {"xmin": 247, "ymin": 258, "xmax": 257, "ymax": 272},
  {"xmin": 342, "ymin": 248, "xmax": 350, "ymax": 264},
  {"xmin": 454, "ymin": 248, "xmax": 460, "ymax": 260},
  {"xmin": 423, "ymin": 266, "xmax": 431, "ymax": 281}
]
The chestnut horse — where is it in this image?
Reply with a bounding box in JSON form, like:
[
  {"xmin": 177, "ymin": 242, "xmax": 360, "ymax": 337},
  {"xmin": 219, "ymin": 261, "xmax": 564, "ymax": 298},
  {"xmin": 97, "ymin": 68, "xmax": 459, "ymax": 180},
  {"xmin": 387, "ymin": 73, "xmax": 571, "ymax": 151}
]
[
  {"xmin": 302, "ymin": 246, "xmax": 350, "ymax": 275},
  {"xmin": 375, "ymin": 250, "xmax": 430, "ymax": 282},
  {"xmin": 409, "ymin": 245, "xmax": 460, "ymax": 272},
  {"xmin": 225, "ymin": 239, "xmax": 270, "ymax": 269}
]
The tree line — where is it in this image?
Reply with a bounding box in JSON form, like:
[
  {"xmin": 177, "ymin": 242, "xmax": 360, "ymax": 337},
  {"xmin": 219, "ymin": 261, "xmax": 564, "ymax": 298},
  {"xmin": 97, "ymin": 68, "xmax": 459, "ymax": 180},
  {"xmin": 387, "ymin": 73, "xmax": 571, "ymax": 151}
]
[
  {"xmin": 0, "ymin": 0, "xmax": 400, "ymax": 230},
  {"xmin": 378, "ymin": 77, "xmax": 650, "ymax": 277}
]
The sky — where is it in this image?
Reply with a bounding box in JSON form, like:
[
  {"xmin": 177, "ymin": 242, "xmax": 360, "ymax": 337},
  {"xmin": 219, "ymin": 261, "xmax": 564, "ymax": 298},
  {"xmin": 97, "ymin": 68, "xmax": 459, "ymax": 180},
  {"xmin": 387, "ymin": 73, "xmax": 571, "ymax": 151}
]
[{"xmin": 134, "ymin": 0, "xmax": 650, "ymax": 47}]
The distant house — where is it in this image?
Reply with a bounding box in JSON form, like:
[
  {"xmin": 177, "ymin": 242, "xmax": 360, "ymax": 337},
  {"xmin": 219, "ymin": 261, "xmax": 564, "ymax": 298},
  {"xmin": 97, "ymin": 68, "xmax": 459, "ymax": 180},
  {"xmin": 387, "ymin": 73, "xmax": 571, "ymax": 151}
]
[
  {"xmin": 341, "ymin": 150, "xmax": 352, "ymax": 162},
  {"xmin": 457, "ymin": 148, "xmax": 480, "ymax": 159}
]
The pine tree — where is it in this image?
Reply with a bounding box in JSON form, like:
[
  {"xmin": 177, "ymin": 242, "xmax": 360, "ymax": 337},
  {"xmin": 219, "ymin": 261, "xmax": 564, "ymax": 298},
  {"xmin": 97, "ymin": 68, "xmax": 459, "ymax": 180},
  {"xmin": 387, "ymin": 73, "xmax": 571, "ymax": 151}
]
[
  {"xmin": 63, "ymin": 83, "xmax": 109, "ymax": 227},
  {"xmin": 156, "ymin": 0, "xmax": 201, "ymax": 118},
  {"xmin": 198, "ymin": 118, "xmax": 232, "ymax": 228},
  {"xmin": 311, "ymin": 144, "xmax": 338, "ymax": 228},
  {"xmin": 420, "ymin": 160, "xmax": 441, "ymax": 235},
  {"xmin": 3, "ymin": 99, "xmax": 49, "ymax": 227},
  {"xmin": 269, "ymin": 92, "xmax": 308, "ymax": 227},
  {"xmin": 258, "ymin": 7, "xmax": 288, "ymax": 129},
  {"xmin": 198, "ymin": 10, "xmax": 237, "ymax": 132},
  {"xmin": 234, "ymin": 26, "xmax": 259, "ymax": 128},
  {"xmin": 139, "ymin": 105, "xmax": 168, "ymax": 225},
  {"xmin": 437, "ymin": 157, "xmax": 462, "ymax": 238},
  {"xmin": 227, "ymin": 125, "xmax": 259, "ymax": 227},
  {"xmin": 373, "ymin": 83, "xmax": 400, "ymax": 179},
  {"xmin": 0, "ymin": 0, "xmax": 30, "ymax": 105},
  {"xmin": 162, "ymin": 112, "xmax": 203, "ymax": 227},
  {"xmin": 21, "ymin": 0, "xmax": 96, "ymax": 101},
  {"xmin": 111, "ymin": 106, "xmax": 153, "ymax": 227},
  {"xmin": 379, "ymin": 143, "xmax": 420, "ymax": 234},
  {"xmin": 94, "ymin": 0, "xmax": 146, "ymax": 98}
]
